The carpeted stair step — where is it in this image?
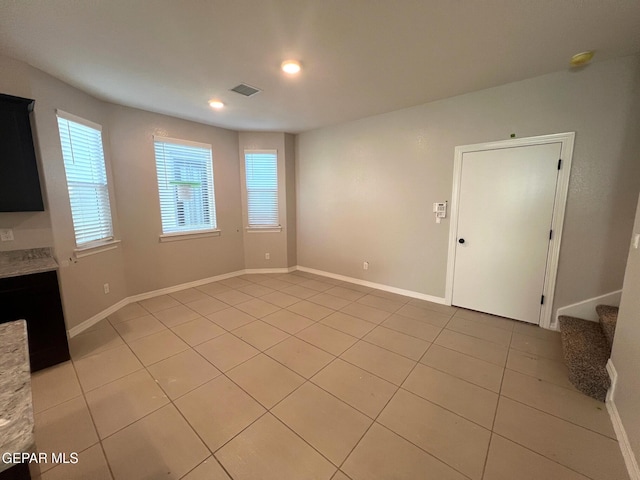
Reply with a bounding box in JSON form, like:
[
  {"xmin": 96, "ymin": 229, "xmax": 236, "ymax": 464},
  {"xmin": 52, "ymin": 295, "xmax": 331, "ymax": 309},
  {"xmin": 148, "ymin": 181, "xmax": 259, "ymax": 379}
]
[
  {"xmin": 558, "ymin": 315, "xmax": 611, "ymax": 402},
  {"xmin": 596, "ymin": 304, "xmax": 618, "ymax": 353}
]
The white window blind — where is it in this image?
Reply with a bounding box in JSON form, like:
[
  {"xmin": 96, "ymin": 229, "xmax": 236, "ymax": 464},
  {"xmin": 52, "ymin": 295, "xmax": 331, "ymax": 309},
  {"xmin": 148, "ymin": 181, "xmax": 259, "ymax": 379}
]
[
  {"xmin": 57, "ymin": 113, "xmax": 114, "ymax": 247},
  {"xmin": 154, "ymin": 137, "xmax": 217, "ymax": 234},
  {"xmin": 244, "ymin": 150, "xmax": 279, "ymax": 227}
]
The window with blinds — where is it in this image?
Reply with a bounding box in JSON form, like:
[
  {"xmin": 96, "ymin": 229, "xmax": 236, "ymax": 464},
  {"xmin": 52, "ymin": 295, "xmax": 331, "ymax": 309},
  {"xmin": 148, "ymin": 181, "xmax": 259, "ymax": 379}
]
[
  {"xmin": 154, "ymin": 137, "xmax": 217, "ymax": 235},
  {"xmin": 57, "ymin": 112, "xmax": 114, "ymax": 247},
  {"xmin": 244, "ymin": 150, "xmax": 279, "ymax": 227}
]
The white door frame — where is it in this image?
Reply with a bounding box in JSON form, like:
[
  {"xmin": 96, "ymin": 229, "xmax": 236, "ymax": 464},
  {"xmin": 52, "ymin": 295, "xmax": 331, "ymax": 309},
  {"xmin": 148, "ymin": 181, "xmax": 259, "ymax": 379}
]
[{"xmin": 445, "ymin": 132, "xmax": 575, "ymax": 329}]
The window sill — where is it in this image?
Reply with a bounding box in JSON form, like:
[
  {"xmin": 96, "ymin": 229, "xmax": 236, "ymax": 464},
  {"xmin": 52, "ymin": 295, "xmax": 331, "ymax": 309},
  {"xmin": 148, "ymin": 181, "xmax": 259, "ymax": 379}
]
[
  {"xmin": 246, "ymin": 226, "xmax": 282, "ymax": 233},
  {"xmin": 159, "ymin": 229, "xmax": 221, "ymax": 243},
  {"xmin": 74, "ymin": 239, "xmax": 121, "ymax": 258}
]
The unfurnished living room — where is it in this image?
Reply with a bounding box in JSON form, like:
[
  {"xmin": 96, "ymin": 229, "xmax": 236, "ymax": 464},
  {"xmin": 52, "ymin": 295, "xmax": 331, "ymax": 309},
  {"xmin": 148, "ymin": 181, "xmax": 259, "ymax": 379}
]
[{"xmin": 1, "ymin": 1, "xmax": 640, "ymax": 480}]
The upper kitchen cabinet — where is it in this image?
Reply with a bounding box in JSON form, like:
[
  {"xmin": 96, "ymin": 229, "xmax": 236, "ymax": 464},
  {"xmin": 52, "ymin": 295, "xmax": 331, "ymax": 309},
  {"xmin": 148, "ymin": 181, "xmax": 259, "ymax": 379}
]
[{"xmin": 0, "ymin": 93, "xmax": 44, "ymax": 211}]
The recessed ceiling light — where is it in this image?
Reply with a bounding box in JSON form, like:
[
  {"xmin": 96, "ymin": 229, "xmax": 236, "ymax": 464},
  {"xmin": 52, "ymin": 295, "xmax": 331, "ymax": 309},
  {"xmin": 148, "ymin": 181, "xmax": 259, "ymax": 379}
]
[
  {"xmin": 208, "ymin": 100, "xmax": 224, "ymax": 109},
  {"xmin": 570, "ymin": 51, "xmax": 595, "ymax": 67},
  {"xmin": 281, "ymin": 60, "xmax": 301, "ymax": 75}
]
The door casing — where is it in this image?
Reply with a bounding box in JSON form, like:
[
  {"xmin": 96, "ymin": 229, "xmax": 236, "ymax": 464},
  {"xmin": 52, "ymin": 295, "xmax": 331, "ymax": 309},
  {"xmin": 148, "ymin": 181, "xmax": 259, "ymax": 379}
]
[{"xmin": 445, "ymin": 132, "xmax": 575, "ymax": 330}]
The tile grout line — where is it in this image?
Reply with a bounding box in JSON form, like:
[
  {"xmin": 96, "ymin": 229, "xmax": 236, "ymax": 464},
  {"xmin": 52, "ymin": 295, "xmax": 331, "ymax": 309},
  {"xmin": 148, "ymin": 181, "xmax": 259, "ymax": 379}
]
[
  {"xmin": 60, "ymin": 274, "xmax": 587, "ymax": 480},
  {"xmin": 334, "ymin": 340, "xmax": 477, "ymax": 480}
]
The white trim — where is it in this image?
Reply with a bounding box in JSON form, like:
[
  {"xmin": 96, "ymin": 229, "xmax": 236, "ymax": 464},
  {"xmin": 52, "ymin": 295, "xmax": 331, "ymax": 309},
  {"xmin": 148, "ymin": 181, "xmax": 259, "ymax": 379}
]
[
  {"xmin": 68, "ymin": 264, "xmax": 444, "ymax": 338},
  {"xmin": 55, "ymin": 109, "xmax": 102, "ymax": 131},
  {"xmin": 244, "ymin": 148, "xmax": 278, "ymax": 156},
  {"xmin": 296, "ymin": 266, "xmax": 447, "ymax": 304},
  {"xmin": 126, "ymin": 270, "xmax": 242, "ymax": 303},
  {"xmin": 159, "ymin": 229, "xmax": 221, "ymax": 242},
  {"xmin": 246, "ymin": 226, "xmax": 282, "ymax": 233},
  {"xmin": 606, "ymin": 360, "xmax": 640, "ymax": 480},
  {"xmin": 244, "ymin": 267, "xmax": 294, "ymax": 274},
  {"xmin": 446, "ymin": 132, "xmax": 575, "ymax": 329},
  {"xmin": 67, "ymin": 297, "xmax": 128, "ymax": 337},
  {"xmin": 152, "ymin": 135, "xmax": 211, "ymax": 150},
  {"xmin": 74, "ymin": 239, "xmax": 121, "ymax": 258},
  {"xmin": 606, "ymin": 359, "xmax": 618, "ymax": 403},
  {"xmin": 68, "ymin": 267, "xmax": 297, "ymax": 337},
  {"xmin": 555, "ymin": 290, "xmax": 622, "ymax": 326}
]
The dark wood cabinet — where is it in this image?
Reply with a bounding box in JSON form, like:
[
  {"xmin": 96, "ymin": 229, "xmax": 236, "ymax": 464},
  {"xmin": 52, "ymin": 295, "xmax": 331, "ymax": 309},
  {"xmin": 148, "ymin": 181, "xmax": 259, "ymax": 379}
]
[
  {"xmin": 0, "ymin": 271, "xmax": 70, "ymax": 372},
  {"xmin": 0, "ymin": 93, "xmax": 44, "ymax": 212}
]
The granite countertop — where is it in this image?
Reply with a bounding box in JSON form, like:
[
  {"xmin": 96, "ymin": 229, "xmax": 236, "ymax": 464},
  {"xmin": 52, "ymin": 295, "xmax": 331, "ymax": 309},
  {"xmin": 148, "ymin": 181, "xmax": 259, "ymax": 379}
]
[
  {"xmin": 0, "ymin": 320, "xmax": 34, "ymax": 473},
  {"xmin": 0, "ymin": 247, "xmax": 58, "ymax": 279}
]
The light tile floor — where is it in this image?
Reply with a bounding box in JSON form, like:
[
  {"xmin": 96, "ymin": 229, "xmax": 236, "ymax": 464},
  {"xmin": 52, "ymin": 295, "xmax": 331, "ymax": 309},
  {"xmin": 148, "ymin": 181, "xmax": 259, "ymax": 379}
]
[{"xmin": 28, "ymin": 271, "xmax": 628, "ymax": 480}]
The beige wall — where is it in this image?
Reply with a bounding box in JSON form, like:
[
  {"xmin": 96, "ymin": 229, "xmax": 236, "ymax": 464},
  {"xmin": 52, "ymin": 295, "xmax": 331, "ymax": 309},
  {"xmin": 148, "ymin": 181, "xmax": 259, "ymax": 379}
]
[
  {"xmin": 0, "ymin": 55, "xmax": 129, "ymax": 329},
  {"xmin": 285, "ymin": 133, "xmax": 297, "ymax": 268},
  {"xmin": 296, "ymin": 55, "xmax": 640, "ymax": 314},
  {"xmin": 238, "ymin": 132, "xmax": 292, "ymax": 269},
  {"xmin": 0, "ymin": 54, "xmax": 247, "ymax": 329},
  {"xmin": 0, "ymin": 55, "xmax": 53, "ymax": 251},
  {"xmin": 611, "ymin": 194, "xmax": 640, "ymax": 465},
  {"xmin": 108, "ymin": 105, "xmax": 245, "ymax": 295}
]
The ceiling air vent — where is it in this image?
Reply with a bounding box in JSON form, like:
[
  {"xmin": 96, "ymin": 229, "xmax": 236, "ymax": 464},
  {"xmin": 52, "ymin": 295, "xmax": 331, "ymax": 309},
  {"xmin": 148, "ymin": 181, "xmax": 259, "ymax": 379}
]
[{"xmin": 230, "ymin": 83, "xmax": 261, "ymax": 97}]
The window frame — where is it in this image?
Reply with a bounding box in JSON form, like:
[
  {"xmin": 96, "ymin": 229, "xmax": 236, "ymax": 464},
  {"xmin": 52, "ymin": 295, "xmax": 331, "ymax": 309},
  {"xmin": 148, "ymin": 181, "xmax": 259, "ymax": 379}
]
[
  {"xmin": 243, "ymin": 149, "xmax": 280, "ymax": 232},
  {"xmin": 56, "ymin": 109, "xmax": 117, "ymax": 255},
  {"xmin": 153, "ymin": 136, "xmax": 219, "ymax": 241}
]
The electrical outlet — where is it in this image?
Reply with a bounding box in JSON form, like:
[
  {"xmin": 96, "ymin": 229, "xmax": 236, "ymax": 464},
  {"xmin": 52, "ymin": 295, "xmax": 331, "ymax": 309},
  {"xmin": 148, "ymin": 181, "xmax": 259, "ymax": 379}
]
[
  {"xmin": 363, "ymin": 261, "xmax": 369, "ymax": 270},
  {"xmin": 0, "ymin": 229, "xmax": 14, "ymax": 242},
  {"xmin": 265, "ymin": 253, "xmax": 270, "ymax": 260},
  {"xmin": 103, "ymin": 283, "xmax": 110, "ymax": 294}
]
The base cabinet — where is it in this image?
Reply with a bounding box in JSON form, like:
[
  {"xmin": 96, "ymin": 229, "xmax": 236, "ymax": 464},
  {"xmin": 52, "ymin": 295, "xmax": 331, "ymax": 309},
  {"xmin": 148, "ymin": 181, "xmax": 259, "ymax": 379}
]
[{"xmin": 0, "ymin": 271, "xmax": 70, "ymax": 372}]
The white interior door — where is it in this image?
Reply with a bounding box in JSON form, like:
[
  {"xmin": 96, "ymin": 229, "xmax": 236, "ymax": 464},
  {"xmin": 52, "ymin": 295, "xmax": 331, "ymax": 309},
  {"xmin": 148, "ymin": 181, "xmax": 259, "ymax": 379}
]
[{"xmin": 452, "ymin": 142, "xmax": 562, "ymax": 324}]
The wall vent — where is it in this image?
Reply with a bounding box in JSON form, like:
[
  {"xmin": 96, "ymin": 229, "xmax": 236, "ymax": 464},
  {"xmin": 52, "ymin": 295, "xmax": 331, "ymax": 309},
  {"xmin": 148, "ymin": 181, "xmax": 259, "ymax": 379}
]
[{"xmin": 230, "ymin": 83, "xmax": 261, "ymax": 97}]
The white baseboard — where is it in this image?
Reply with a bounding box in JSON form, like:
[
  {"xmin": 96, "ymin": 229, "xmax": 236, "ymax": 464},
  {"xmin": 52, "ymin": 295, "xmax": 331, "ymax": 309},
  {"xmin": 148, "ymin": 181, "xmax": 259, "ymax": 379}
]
[
  {"xmin": 295, "ymin": 265, "xmax": 447, "ymax": 305},
  {"xmin": 68, "ymin": 267, "xmax": 293, "ymax": 337},
  {"xmin": 127, "ymin": 269, "xmax": 245, "ymax": 303},
  {"xmin": 244, "ymin": 267, "xmax": 296, "ymax": 274},
  {"xmin": 606, "ymin": 359, "xmax": 618, "ymax": 403},
  {"xmin": 556, "ymin": 290, "xmax": 622, "ymax": 323},
  {"xmin": 69, "ymin": 265, "xmax": 446, "ymax": 338},
  {"xmin": 67, "ymin": 298, "xmax": 129, "ymax": 338},
  {"xmin": 606, "ymin": 360, "xmax": 640, "ymax": 480}
]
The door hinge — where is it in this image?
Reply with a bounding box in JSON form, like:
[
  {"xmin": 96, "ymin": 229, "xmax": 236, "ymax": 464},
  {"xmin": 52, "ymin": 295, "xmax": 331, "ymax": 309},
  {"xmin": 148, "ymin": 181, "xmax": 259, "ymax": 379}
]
[
  {"xmin": 549, "ymin": 230, "xmax": 553, "ymax": 240},
  {"xmin": 558, "ymin": 159, "xmax": 562, "ymax": 170},
  {"xmin": 541, "ymin": 295, "xmax": 545, "ymax": 305}
]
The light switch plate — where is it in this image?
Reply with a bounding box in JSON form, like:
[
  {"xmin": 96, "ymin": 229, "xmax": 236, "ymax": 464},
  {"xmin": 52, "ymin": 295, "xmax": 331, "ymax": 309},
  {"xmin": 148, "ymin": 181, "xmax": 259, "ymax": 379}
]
[{"xmin": 0, "ymin": 229, "xmax": 14, "ymax": 241}]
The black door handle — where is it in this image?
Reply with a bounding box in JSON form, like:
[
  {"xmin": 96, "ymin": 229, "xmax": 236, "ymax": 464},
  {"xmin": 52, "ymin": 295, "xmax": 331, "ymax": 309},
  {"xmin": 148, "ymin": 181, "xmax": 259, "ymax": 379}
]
[{"xmin": 458, "ymin": 238, "xmax": 465, "ymax": 244}]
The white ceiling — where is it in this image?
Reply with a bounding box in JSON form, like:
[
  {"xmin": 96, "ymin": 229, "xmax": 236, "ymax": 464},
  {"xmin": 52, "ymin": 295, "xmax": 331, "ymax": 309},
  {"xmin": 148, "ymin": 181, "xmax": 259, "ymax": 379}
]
[{"xmin": 1, "ymin": 1, "xmax": 639, "ymax": 133}]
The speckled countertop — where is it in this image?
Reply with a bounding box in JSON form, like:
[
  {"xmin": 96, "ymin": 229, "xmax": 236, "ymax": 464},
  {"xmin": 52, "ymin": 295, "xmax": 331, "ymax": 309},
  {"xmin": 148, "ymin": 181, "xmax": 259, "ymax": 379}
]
[
  {"xmin": 0, "ymin": 320, "xmax": 34, "ymax": 473},
  {"xmin": 0, "ymin": 247, "xmax": 58, "ymax": 279}
]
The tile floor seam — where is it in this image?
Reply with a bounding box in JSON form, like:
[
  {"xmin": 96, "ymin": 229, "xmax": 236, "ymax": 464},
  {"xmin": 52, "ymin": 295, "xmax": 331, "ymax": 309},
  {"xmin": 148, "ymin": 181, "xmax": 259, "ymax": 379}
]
[
  {"xmin": 305, "ymin": 357, "xmax": 383, "ymax": 421},
  {"xmin": 503, "ymin": 356, "xmax": 582, "ymax": 394},
  {"xmin": 337, "ymin": 344, "xmax": 418, "ymax": 386},
  {"xmin": 495, "ymin": 393, "xmax": 615, "ymax": 441},
  {"xmin": 395, "ymin": 385, "xmax": 494, "ymax": 432},
  {"xmin": 169, "ymin": 384, "xmax": 250, "ymax": 479},
  {"xmin": 376, "ymin": 320, "xmax": 444, "ymax": 344},
  {"xmin": 55, "ymin": 281, "xmax": 622, "ymax": 480},
  {"xmin": 356, "ymin": 334, "xmax": 431, "ymax": 361},
  {"xmin": 413, "ymin": 356, "xmax": 503, "ymax": 394},
  {"xmin": 488, "ymin": 431, "xmax": 603, "ymax": 480},
  {"xmin": 177, "ymin": 454, "xmax": 233, "ymax": 480},
  {"xmin": 337, "ymin": 350, "xmax": 478, "ymax": 480},
  {"xmin": 68, "ymin": 361, "xmax": 116, "ymax": 480},
  {"xmin": 267, "ymin": 402, "xmax": 349, "ymax": 470},
  {"xmin": 481, "ymin": 345, "xmax": 509, "ymax": 480},
  {"xmin": 371, "ymin": 422, "xmax": 475, "ymax": 480},
  {"xmin": 442, "ymin": 324, "xmax": 512, "ymax": 348},
  {"xmin": 228, "ymin": 316, "xmax": 303, "ymax": 339}
]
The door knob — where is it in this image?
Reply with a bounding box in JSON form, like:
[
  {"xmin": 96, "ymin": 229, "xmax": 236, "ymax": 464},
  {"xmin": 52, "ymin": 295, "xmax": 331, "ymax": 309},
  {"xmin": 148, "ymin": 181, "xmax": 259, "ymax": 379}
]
[{"xmin": 458, "ymin": 238, "xmax": 465, "ymax": 244}]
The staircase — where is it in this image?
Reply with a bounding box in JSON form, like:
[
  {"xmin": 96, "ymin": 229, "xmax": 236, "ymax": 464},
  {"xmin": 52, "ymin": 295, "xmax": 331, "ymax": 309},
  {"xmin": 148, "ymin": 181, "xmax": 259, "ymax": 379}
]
[{"xmin": 558, "ymin": 305, "xmax": 618, "ymax": 402}]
